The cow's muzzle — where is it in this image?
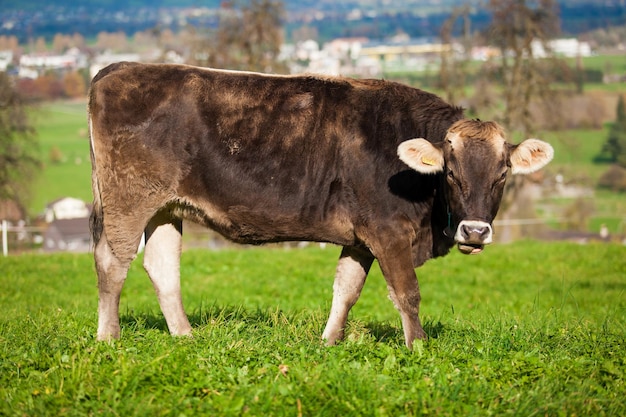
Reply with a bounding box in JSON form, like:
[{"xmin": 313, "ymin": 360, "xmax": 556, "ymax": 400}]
[{"xmin": 454, "ymin": 220, "xmax": 493, "ymax": 255}]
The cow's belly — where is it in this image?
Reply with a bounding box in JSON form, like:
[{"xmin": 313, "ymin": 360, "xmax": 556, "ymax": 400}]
[{"xmin": 171, "ymin": 194, "xmax": 356, "ymax": 246}]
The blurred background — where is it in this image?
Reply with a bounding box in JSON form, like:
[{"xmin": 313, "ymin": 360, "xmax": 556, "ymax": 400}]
[{"xmin": 0, "ymin": 0, "xmax": 625, "ymax": 254}]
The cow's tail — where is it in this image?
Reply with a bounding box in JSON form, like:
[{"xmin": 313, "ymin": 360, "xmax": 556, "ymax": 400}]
[{"xmin": 88, "ymin": 110, "xmax": 104, "ymax": 247}]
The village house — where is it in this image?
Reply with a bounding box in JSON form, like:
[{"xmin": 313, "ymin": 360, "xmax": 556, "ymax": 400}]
[
  {"xmin": 43, "ymin": 216, "xmax": 91, "ymax": 252},
  {"xmin": 18, "ymin": 47, "xmax": 88, "ymax": 78},
  {"xmin": 42, "ymin": 197, "xmax": 92, "ymax": 253}
]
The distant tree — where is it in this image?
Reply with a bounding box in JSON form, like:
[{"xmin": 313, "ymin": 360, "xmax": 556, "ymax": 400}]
[
  {"xmin": 598, "ymin": 164, "xmax": 626, "ymax": 192},
  {"xmin": 63, "ymin": 71, "xmax": 87, "ymax": 98},
  {"xmin": 602, "ymin": 95, "xmax": 626, "ymax": 167},
  {"xmin": 0, "ymin": 35, "xmax": 19, "ymax": 52},
  {"xmin": 0, "ymin": 72, "xmax": 40, "ymax": 213},
  {"xmin": 159, "ymin": 28, "xmax": 176, "ymax": 48},
  {"xmin": 133, "ymin": 30, "xmax": 158, "ymax": 50},
  {"xmin": 292, "ymin": 26, "xmax": 319, "ymax": 44},
  {"xmin": 485, "ymin": 0, "xmax": 561, "ymax": 136},
  {"xmin": 190, "ymin": 0, "xmax": 287, "ymax": 73},
  {"xmin": 71, "ymin": 33, "xmax": 86, "ymax": 49},
  {"xmin": 240, "ymin": 0, "xmax": 286, "ymax": 73},
  {"xmin": 34, "ymin": 74, "xmax": 64, "ymax": 100},
  {"xmin": 52, "ymin": 34, "xmax": 67, "ymax": 53},
  {"xmin": 95, "ymin": 32, "xmax": 109, "ymax": 50},
  {"xmin": 34, "ymin": 37, "xmax": 47, "ymax": 53},
  {"xmin": 439, "ymin": 5, "xmax": 472, "ymax": 105},
  {"xmin": 96, "ymin": 31, "xmax": 128, "ymax": 52},
  {"xmin": 467, "ymin": 77, "xmax": 498, "ymax": 119},
  {"xmin": 15, "ymin": 78, "xmax": 40, "ymax": 102}
]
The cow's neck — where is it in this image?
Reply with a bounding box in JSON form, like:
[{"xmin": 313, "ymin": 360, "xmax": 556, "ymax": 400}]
[
  {"xmin": 437, "ymin": 175, "xmax": 455, "ymax": 238},
  {"xmin": 431, "ymin": 177, "xmax": 456, "ymax": 257},
  {"xmin": 443, "ymin": 208, "xmax": 454, "ymax": 239}
]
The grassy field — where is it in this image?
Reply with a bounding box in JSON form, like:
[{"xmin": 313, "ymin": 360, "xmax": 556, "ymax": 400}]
[
  {"xmin": 1, "ymin": 242, "xmax": 625, "ymax": 415},
  {"xmin": 28, "ymin": 100, "xmax": 91, "ymax": 215},
  {"xmin": 540, "ymin": 127, "xmax": 626, "ymax": 234},
  {"xmin": 546, "ymin": 127, "xmax": 613, "ymax": 181}
]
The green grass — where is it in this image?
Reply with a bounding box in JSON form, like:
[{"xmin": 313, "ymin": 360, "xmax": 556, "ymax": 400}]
[
  {"xmin": 576, "ymin": 54, "xmax": 626, "ymax": 74},
  {"xmin": 571, "ymin": 54, "xmax": 626, "ymax": 92},
  {"xmin": 544, "ymin": 127, "xmax": 609, "ymax": 181},
  {"xmin": 29, "ymin": 101, "xmax": 91, "ymax": 215},
  {"xmin": 539, "ymin": 127, "xmax": 626, "ymax": 234},
  {"xmin": 1, "ymin": 242, "xmax": 625, "ymax": 416}
]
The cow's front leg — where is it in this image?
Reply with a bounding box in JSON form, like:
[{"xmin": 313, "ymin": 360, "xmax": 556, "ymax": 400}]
[
  {"xmin": 143, "ymin": 212, "xmax": 192, "ymax": 337},
  {"xmin": 322, "ymin": 246, "xmax": 374, "ymax": 345},
  {"xmin": 374, "ymin": 240, "xmax": 426, "ymax": 350}
]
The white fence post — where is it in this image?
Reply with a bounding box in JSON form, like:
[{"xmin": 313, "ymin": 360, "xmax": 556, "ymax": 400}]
[{"xmin": 2, "ymin": 220, "xmax": 7, "ymax": 257}]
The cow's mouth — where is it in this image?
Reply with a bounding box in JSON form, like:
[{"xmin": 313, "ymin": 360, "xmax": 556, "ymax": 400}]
[{"xmin": 457, "ymin": 242, "xmax": 484, "ymax": 255}]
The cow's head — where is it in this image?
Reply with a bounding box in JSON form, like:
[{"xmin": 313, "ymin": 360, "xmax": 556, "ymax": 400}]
[{"xmin": 397, "ymin": 119, "xmax": 553, "ymax": 254}]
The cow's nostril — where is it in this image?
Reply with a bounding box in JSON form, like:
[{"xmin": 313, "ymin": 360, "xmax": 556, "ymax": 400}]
[
  {"xmin": 462, "ymin": 224, "xmax": 487, "ymax": 240},
  {"xmin": 456, "ymin": 220, "xmax": 493, "ymax": 244},
  {"xmin": 460, "ymin": 224, "xmax": 472, "ymax": 240}
]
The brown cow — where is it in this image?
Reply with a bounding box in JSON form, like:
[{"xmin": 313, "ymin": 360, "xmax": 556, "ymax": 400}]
[{"xmin": 88, "ymin": 62, "xmax": 553, "ymax": 349}]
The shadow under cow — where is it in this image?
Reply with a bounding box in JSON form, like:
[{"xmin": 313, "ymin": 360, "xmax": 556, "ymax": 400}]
[{"xmin": 119, "ymin": 305, "xmax": 449, "ymax": 345}]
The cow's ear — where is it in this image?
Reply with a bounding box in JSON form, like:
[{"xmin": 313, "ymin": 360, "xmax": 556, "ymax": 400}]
[
  {"xmin": 397, "ymin": 138, "xmax": 444, "ymax": 174},
  {"xmin": 509, "ymin": 139, "xmax": 554, "ymax": 175}
]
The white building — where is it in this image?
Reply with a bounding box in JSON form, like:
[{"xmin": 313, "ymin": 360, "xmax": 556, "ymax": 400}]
[
  {"xmin": 44, "ymin": 197, "xmax": 91, "ymax": 223},
  {"xmin": 531, "ymin": 38, "xmax": 592, "ymax": 58},
  {"xmin": 18, "ymin": 48, "xmax": 88, "ymax": 78},
  {"xmin": 0, "ymin": 50, "xmax": 13, "ymax": 71}
]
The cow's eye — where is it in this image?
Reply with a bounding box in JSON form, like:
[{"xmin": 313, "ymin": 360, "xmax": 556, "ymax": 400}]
[
  {"xmin": 447, "ymin": 170, "xmax": 460, "ymax": 186},
  {"xmin": 492, "ymin": 172, "xmax": 507, "ymax": 188}
]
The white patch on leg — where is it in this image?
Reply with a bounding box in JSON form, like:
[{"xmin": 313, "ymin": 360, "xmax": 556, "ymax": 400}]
[
  {"xmin": 143, "ymin": 219, "xmax": 192, "ymax": 336},
  {"xmin": 95, "ymin": 236, "xmax": 130, "ymax": 341},
  {"xmin": 322, "ymin": 252, "xmax": 369, "ymax": 344}
]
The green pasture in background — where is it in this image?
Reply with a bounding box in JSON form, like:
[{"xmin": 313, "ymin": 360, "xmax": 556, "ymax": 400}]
[
  {"xmin": 1, "ymin": 242, "xmax": 624, "ymax": 415},
  {"xmin": 29, "ymin": 101, "xmax": 91, "ymax": 215}
]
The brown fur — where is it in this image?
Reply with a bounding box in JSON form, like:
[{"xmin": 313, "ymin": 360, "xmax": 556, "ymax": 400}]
[{"xmin": 448, "ymin": 119, "xmax": 506, "ymax": 140}]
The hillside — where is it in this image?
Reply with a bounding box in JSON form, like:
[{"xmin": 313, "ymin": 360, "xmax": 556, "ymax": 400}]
[{"xmin": 1, "ymin": 0, "xmax": 624, "ymax": 43}]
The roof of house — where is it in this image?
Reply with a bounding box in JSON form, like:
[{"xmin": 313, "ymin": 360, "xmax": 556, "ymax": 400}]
[
  {"xmin": 47, "ymin": 217, "xmax": 90, "ymax": 239},
  {"xmin": 46, "ymin": 196, "xmax": 88, "ymax": 208}
]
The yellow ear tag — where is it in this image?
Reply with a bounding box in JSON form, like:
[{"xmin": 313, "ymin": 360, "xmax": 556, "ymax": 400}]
[{"xmin": 421, "ymin": 156, "xmax": 436, "ymax": 166}]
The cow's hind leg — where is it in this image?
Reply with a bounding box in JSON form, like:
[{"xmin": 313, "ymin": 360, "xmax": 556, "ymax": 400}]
[
  {"xmin": 95, "ymin": 230, "xmax": 138, "ymax": 341},
  {"xmin": 322, "ymin": 246, "xmax": 374, "ymax": 345},
  {"xmin": 143, "ymin": 210, "xmax": 192, "ymax": 337}
]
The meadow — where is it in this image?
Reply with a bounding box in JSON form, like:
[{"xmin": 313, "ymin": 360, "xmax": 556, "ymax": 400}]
[
  {"xmin": 1, "ymin": 242, "xmax": 625, "ymax": 415},
  {"xmin": 28, "ymin": 100, "xmax": 91, "ymax": 215}
]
